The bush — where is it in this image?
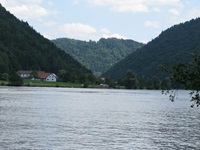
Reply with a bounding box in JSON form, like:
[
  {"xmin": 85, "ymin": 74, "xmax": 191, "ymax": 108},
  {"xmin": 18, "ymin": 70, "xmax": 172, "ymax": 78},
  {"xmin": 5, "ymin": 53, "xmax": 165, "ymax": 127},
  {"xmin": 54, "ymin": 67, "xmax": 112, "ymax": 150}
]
[{"xmin": 8, "ymin": 71, "xmax": 23, "ymax": 86}]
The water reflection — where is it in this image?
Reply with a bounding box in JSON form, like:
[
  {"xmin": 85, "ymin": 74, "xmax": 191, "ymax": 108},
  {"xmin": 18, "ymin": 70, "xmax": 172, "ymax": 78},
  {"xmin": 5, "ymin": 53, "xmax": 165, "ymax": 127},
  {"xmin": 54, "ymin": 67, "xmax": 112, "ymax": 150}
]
[{"xmin": 0, "ymin": 87, "xmax": 199, "ymax": 149}]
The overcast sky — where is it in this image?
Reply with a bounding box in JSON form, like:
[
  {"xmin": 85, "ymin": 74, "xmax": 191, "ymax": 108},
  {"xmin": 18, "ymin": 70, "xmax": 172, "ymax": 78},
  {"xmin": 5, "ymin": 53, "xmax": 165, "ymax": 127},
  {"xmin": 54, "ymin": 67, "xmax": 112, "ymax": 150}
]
[{"xmin": 0, "ymin": 0, "xmax": 200, "ymax": 43}]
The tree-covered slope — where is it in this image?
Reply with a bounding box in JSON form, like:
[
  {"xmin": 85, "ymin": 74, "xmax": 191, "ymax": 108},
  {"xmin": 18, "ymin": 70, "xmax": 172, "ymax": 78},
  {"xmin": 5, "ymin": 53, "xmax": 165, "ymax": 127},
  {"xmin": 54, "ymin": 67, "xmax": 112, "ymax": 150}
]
[
  {"xmin": 102, "ymin": 18, "xmax": 200, "ymax": 80},
  {"xmin": 52, "ymin": 38, "xmax": 144, "ymax": 76},
  {"xmin": 0, "ymin": 4, "xmax": 91, "ymax": 77}
]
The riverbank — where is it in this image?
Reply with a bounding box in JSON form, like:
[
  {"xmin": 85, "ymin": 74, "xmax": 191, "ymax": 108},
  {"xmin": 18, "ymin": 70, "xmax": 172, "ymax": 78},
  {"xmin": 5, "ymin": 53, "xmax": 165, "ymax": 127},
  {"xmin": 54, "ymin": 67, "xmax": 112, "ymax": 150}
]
[{"xmin": 0, "ymin": 80, "xmax": 101, "ymax": 88}]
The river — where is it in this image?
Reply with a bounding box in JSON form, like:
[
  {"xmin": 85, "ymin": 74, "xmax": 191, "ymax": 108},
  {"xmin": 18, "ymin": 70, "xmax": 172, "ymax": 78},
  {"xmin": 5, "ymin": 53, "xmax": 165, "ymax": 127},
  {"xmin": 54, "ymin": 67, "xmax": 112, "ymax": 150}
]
[{"xmin": 0, "ymin": 87, "xmax": 199, "ymax": 149}]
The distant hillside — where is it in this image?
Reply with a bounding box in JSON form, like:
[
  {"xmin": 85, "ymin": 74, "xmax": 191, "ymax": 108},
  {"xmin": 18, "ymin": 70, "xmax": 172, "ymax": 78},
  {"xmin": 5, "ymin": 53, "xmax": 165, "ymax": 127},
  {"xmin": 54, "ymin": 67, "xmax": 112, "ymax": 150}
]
[
  {"xmin": 52, "ymin": 38, "xmax": 144, "ymax": 76},
  {"xmin": 0, "ymin": 4, "xmax": 91, "ymax": 78},
  {"xmin": 102, "ymin": 18, "xmax": 200, "ymax": 80}
]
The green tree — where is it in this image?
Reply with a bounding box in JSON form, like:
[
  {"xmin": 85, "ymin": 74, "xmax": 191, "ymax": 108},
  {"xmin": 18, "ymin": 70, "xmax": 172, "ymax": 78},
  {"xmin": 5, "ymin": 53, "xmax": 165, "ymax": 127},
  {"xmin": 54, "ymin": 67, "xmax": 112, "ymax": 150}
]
[
  {"xmin": 58, "ymin": 69, "xmax": 67, "ymax": 81},
  {"xmin": 152, "ymin": 76, "xmax": 161, "ymax": 90},
  {"xmin": 146, "ymin": 79, "xmax": 154, "ymax": 90},
  {"xmin": 121, "ymin": 70, "xmax": 139, "ymax": 89},
  {"xmin": 163, "ymin": 53, "xmax": 200, "ymax": 107},
  {"xmin": 105, "ymin": 77, "xmax": 116, "ymax": 88},
  {"xmin": 31, "ymin": 70, "xmax": 38, "ymax": 79},
  {"xmin": 161, "ymin": 77, "xmax": 171, "ymax": 90},
  {"xmin": 137, "ymin": 77, "xmax": 146, "ymax": 89},
  {"xmin": 8, "ymin": 71, "xmax": 23, "ymax": 86},
  {"xmin": 79, "ymin": 74, "xmax": 87, "ymax": 84},
  {"xmin": 95, "ymin": 77, "xmax": 104, "ymax": 85},
  {"xmin": 87, "ymin": 74, "xmax": 96, "ymax": 84},
  {"xmin": 1, "ymin": 73, "xmax": 9, "ymax": 81}
]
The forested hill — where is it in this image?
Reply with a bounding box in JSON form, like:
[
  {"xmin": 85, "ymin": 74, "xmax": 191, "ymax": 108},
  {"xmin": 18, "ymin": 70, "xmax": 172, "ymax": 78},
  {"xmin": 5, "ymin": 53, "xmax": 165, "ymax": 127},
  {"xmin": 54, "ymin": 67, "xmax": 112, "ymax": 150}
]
[
  {"xmin": 52, "ymin": 38, "xmax": 144, "ymax": 76},
  {"xmin": 0, "ymin": 4, "xmax": 91, "ymax": 78},
  {"xmin": 102, "ymin": 18, "xmax": 200, "ymax": 80}
]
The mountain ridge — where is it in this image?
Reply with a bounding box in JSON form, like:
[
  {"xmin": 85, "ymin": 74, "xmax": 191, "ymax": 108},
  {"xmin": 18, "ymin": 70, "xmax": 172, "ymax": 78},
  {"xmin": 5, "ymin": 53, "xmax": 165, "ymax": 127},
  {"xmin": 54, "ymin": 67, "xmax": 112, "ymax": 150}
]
[
  {"xmin": 102, "ymin": 18, "xmax": 200, "ymax": 80},
  {"xmin": 52, "ymin": 37, "xmax": 144, "ymax": 76}
]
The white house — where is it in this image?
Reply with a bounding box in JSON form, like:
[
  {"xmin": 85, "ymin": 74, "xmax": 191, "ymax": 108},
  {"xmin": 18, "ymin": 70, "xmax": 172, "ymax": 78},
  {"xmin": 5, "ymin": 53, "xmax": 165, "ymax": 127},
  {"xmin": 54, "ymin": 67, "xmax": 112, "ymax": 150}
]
[
  {"xmin": 17, "ymin": 70, "xmax": 32, "ymax": 78},
  {"xmin": 17, "ymin": 70, "xmax": 57, "ymax": 82},
  {"xmin": 37, "ymin": 71, "xmax": 57, "ymax": 82}
]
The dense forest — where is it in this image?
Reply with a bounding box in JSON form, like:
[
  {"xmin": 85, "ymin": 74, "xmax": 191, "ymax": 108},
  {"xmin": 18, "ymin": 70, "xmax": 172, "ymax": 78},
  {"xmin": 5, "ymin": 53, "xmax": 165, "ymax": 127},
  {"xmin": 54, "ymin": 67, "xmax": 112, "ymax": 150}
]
[
  {"xmin": 52, "ymin": 38, "xmax": 144, "ymax": 76},
  {"xmin": 102, "ymin": 17, "xmax": 200, "ymax": 80},
  {"xmin": 0, "ymin": 4, "xmax": 91, "ymax": 81}
]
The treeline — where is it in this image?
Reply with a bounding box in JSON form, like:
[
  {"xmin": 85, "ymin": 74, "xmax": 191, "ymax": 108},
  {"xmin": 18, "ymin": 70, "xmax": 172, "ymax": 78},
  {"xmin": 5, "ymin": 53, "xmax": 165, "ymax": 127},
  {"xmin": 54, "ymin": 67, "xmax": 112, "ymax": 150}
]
[
  {"xmin": 52, "ymin": 38, "xmax": 144, "ymax": 76},
  {"xmin": 57, "ymin": 69, "xmax": 171, "ymax": 90},
  {"xmin": 118, "ymin": 70, "xmax": 171, "ymax": 90},
  {"xmin": 57, "ymin": 69, "xmax": 96, "ymax": 83},
  {"xmin": 0, "ymin": 4, "xmax": 91, "ymax": 81},
  {"xmin": 1, "ymin": 69, "xmax": 171, "ymax": 90}
]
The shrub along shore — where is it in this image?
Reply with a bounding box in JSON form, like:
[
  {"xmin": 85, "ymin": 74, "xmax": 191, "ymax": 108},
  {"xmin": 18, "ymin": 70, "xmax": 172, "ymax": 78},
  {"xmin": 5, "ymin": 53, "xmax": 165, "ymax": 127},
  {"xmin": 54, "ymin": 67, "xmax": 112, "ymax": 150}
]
[{"xmin": 0, "ymin": 80, "xmax": 102, "ymax": 88}]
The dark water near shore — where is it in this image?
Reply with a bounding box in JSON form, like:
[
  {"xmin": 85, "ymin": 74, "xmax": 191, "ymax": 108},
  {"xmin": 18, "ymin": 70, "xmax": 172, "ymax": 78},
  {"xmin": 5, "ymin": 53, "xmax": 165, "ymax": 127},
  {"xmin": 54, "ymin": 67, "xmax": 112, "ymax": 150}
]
[{"xmin": 0, "ymin": 87, "xmax": 199, "ymax": 149}]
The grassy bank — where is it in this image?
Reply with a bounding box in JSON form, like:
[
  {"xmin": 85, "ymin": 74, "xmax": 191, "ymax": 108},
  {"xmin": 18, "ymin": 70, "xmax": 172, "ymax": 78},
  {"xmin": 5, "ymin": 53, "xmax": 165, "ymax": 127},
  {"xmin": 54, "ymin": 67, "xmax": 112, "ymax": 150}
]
[
  {"xmin": 23, "ymin": 80, "xmax": 83, "ymax": 88},
  {"xmin": 0, "ymin": 80, "xmax": 100, "ymax": 88},
  {"xmin": 0, "ymin": 80, "xmax": 8, "ymax": 86}
]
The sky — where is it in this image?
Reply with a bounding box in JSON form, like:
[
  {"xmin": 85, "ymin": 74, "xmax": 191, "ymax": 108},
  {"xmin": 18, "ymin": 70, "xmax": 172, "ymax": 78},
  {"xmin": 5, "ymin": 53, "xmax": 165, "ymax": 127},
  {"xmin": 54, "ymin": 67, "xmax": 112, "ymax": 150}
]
[{"xmin": 0, "ymin": 0, "xmax": 200, "ymax": 43}]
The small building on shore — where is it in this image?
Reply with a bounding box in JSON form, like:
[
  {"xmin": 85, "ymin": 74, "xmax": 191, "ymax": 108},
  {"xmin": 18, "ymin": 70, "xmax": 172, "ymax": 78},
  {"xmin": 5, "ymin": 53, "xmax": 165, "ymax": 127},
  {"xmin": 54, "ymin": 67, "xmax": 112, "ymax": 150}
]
[
  {"xmin": 17, "ymin": 70, "xmax": 57, "ymax": 82},
  {"xmin": 37, "ymin": 71, "xmax": 57, "ymax": 82},
  {"xmin": 17, "ymin": 70, "xmax": 32, "ymax": 79}
]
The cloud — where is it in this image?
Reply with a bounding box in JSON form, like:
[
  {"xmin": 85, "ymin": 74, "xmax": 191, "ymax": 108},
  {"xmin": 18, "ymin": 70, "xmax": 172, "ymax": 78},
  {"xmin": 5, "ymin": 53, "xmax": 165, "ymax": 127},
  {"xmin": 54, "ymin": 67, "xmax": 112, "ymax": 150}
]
[
  {"xmin": 100, "ymin": 28, "xmax": 128, "ymax": 39},
  {"xmin": 85, "ymin": 0, "xmax": 149, "ymax": 13},
  {"xmin": 169, "ymin": 8, "xmax": 180, "ymax": 16},
  {"xmin": 85, "ymin": 0, "xmax": 112, "ymax": 6},
  {"xmin": 0, "ymin": 0, "xmax": 18, "ymax": 7},
  {"xmin": 0, "ymin": 0, "xmax": 57, "ymax": 19},
  {"xmin": 73, "ymin": 0, "xmax": 81, "ymax": 5},
  {"xmin": 139, "ymin": 39, "xmax": 149, "ymax": 44},
  {"xmin": 8, "ymin": 5, "xmax": 57, "ymax": 19},
  {"xmin": 145, "ymin": 21, "xmax": 160, "ymax": 28},
  {"xmin": 152, "ymin": 7, "xmax": 160, "ymax": 12},
  {"xmin": 146, "ymin": 0, "xmax": 180, "ymax": 6},
  {"xmin": 59, "ymin": 23, "xmax": 97, "ymax": 40},
  {"xmin": 102, "ymin": 33, "xmax": 128, "ymax": 39},
  {"xmin": 41, "ymin": 20, "xmax": 58, "ymax": 28},
  {"xmin": 45, "ymin": 24, "xmax": 128, "ymax": 41},
  {"xmin": 75, "ymin": 0, "xmax": 182, "ymax": 13},
  {"xmin": 48, "ymin": 1, "xmax": 54, "ymax": 6},
  {"xmin": 100, "ymin": 28, "xmax": 110, "ymax": 34},
  {"xmin": 113, "ymin": 1, "xmax": 149, "ymax": 13},
  {"xmin": 166, "ymin": 6, "xmax": 200, "ymax": 29},
  {"xmin": 187, "ymin": 8, "xmax": 200, "ymax": 19},
  {"xmin": 57, "ymin": 24, "xmax": 128, "ymax": 41}
]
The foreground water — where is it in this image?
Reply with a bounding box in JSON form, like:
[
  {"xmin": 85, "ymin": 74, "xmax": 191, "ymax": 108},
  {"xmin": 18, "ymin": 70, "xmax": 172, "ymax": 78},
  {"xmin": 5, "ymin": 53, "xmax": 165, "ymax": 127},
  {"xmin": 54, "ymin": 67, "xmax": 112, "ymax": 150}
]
[{"xmin": 0, "ymin": 87, "xmax": 199, "ymax": 149}]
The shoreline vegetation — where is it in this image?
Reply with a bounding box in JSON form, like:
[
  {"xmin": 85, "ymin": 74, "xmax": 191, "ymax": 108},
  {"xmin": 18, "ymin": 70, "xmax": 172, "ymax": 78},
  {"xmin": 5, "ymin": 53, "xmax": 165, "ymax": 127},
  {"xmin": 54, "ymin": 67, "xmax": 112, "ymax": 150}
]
[
  {"xmin": 0, "ymin": 80, "xmax": 110, "ymax": 89},
  {"xmin": 1, "ymin": 70, "xmax": 171, "ymax": 90},
  {"xmin": 0, "ymin": 79, "xmax": 167, "ymax": 90}
]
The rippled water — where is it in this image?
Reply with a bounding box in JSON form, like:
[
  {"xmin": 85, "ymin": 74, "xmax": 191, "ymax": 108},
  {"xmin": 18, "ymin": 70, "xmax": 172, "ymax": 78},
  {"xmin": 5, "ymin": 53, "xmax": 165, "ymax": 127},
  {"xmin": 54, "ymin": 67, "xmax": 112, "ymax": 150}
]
[{"xmin": 0, "ymin": 87, "xmax": 199, "ymax": 150}]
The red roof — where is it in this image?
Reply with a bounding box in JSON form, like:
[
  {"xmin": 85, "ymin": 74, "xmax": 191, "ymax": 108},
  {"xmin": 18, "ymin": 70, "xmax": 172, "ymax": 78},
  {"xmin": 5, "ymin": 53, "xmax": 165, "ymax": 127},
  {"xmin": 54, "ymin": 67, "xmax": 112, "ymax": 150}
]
[
  {"xmin": 17, "ymin": 70, "xmax": 57, "ymax": 79},
  {"xmin": 37, "ymin": 71, "xmax": 52, "ymax": 79}
]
